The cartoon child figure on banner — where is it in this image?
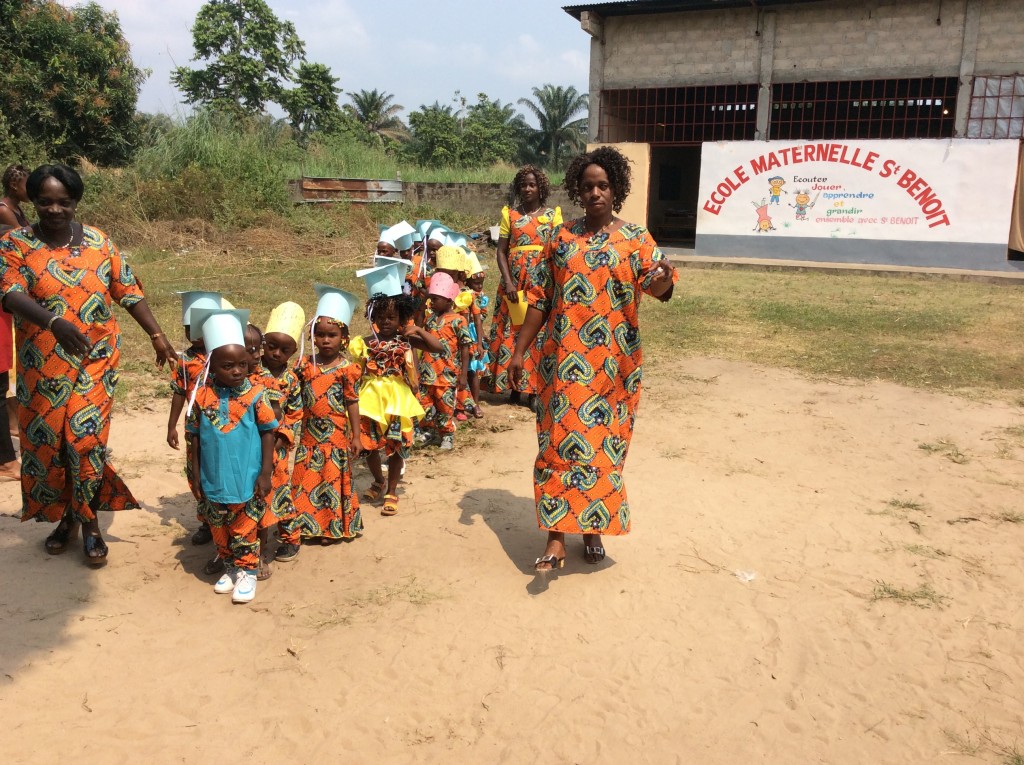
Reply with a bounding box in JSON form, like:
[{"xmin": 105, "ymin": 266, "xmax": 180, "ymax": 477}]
[
  {"xmin": 790, "ymin": 189, "xmax": 818, "ymax": 221},
  {"xmin": 751, "ymin": 198, "xmax": 776, "ymax": 233},
  {"xmin": 768, "ymin": 176, "xmax": 787, "ymax": 204}
]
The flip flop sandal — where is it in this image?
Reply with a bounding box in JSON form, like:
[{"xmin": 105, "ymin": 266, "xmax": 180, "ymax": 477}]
[
  {"xmin": 534, "ymin": 554, "xmax": 565, "ymax": 572},
  {"xmin": 83, "ymin": 533, "xmax": 108, "ymax": 567},
  {"xmin": 44, "ymin": 519, "xmax": 79, "ymax": 555},
  {"xmin": 381, "ymin": 494, "xmax": 399, "ymax": 516},
  {"xmin": 363, "ymin": 481, "xmax": 385, "ymax": 502}
]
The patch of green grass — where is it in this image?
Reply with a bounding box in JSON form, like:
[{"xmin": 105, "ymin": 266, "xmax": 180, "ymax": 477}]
[
  {"xmin": 918, "ymin": 439, "xmax": 970, "ymax": 464},
  {"xmin": 889, "ymin": 498, "xmax": 925, "ymax": 512},
  {"xmin": 872, "ymin": 581, "xmax": 949, "ymax": 608}
]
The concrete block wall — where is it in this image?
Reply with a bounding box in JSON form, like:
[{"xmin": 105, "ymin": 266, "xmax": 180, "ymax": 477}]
[
  {"xmin": 403, "ymin": 182, "xmax": 573, "ymax": 222},
  {"xmin": 599, "ymin": 0, "xmax": 1022, "ymax": 88}
]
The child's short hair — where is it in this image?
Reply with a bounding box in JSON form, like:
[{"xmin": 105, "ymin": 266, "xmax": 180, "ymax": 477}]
[
  {"xmin": 245, "ymin": 323, "xmax": 264, "ymax": 345},
  {"xmin": 366, "ymin": 292, "xmax": 415, "ymax": 324}
]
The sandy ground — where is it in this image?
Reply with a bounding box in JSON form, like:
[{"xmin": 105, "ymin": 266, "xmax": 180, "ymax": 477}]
[{"xmin": 1, "ymin": 356, "xmax": 1023, "ymax": 764}]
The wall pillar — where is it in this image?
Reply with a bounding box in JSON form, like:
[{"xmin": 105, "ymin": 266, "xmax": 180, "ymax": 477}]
[
  {"xmin": 581, "ymin": 11, "xmax": 605, "ymax": 142},
  {"xmin": 755, "ymin": 11, "xmax": 777, "ymax": 141},
  {"xmin": 954, "ymin": 0, "xmax": 982, "ymax": 137}
]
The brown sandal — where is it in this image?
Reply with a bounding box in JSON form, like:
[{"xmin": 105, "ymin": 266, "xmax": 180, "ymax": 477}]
[
  {"xmin": 381, "ymin": 494, "xmax": 399, "ymax": 516},
  {"xmin": 363, "ymin": 481, "xmax": 385, "ymax": 502}
]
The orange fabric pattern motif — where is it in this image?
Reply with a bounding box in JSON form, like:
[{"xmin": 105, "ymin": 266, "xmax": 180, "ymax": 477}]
[
  {"xmin": 526, "ymin": 220, "xmax": 678, "ymax": 536},
  {"xmin": 286, "ymin": 357, "xmax": 363, "ymax": 541},
  {"xmin": 0, "ymin": 225, "xmax": 145, "ymax": 523},
  {"xmin": 250, "ymin": 364, "xmax": 302, "ymax": 528}
]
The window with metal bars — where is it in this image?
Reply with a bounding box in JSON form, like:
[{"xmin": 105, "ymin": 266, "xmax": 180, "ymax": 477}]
[
  {"xmin": 967, "ymin": 75, "xmax": 1024, "ymax": 139},
  {"xmin": 770, "ymin": 77, "xmax": 958, "ymax": 140},
  {"xmin": 598, "ymin": 84, "xmax": 759, "ymax": 144}
]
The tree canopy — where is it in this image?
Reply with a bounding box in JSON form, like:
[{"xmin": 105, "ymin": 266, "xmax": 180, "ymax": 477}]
[{"xmin": 0, "ymin": 0, "xmax": 147, "ymax": 166}]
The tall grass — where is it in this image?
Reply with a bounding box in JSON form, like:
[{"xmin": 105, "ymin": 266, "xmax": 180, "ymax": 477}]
[{"xmin": 78, "ymin": 112, "xmax": 549, "ymax": 243}]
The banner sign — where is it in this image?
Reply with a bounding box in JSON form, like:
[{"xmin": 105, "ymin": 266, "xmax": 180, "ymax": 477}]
[{"xmin": 696, "ymin": 139, "xmax": 1018, "ymax": 245}]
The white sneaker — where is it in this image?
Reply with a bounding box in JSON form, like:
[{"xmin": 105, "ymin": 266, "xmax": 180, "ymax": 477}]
[
  {"xmin": 213, "ymin": 569, "xmax": 235, "ymax": 594},
  {"xmin": 232, "ymin": 570, "xmax": 257, "ymax": 604},
  {"xmin": 414, "ymin": 429, "xmax": 431, "ymax": 445},
  {"xmin": 439, "ymin": 434, "xmax": 454, "ymax": 450}
]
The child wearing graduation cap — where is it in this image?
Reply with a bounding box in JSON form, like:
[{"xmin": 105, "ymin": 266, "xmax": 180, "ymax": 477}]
[
  {"xmin": 166, "ymin": 291, "xmax": 232, "ymax": 549},
  {"xmin": 185, "ymin": 307, "xmax": 278, "ymax": 604},
  {"xmin": 277, "ymin": 285, "xmax": 363, "ymax": 557},
  {"xmin": 351, "ymin": 261, "xmax": 441, "ymax": 516},
  {"xmin": 249, "ymin": 302, "xmax": 305, "ymax": 567},
  {"xmin": 456, "ymin": 251, "xmax": 489, "ymax": 420},
  {"xmin": 416, "ymin": 272, "xmax": 474, "ymax": 450}
]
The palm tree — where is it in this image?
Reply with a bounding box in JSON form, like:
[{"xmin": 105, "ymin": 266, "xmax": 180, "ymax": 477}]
[
  {"xmin": 518, "ymin": 85, "xmax": 589, "ymax": 169},
  {"xmin": 344, "ymin": 88, "xmax": 409, "ymax": 146}
]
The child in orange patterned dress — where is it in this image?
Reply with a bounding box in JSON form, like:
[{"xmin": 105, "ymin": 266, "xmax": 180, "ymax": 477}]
[
  {"xmin": 249, "ymin": 304, "xmax": 304, "ymax": 569},
  {"xmin": 416, "ymin": 272, "xmax": 474, "ymax": 451},
  {"xmin": 278, "ymin": 285, "xmax": 363, "ymax": 558}
]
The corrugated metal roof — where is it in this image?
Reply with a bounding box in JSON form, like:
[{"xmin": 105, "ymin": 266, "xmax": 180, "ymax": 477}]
[{"xmin": 563, "ymin": 0, "xmax": 832, "ymax": 20}]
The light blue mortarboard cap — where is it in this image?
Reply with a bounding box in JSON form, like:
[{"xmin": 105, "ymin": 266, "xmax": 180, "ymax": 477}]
[
  {"xmin": 191, "ymin": 308, "xmax": 250, "ymax": 352},
  {"xmin": 356, "ymin": 263, "xmax": 406, "ymax": 298},
  {"xmin": 313, "ymin": 283, "xmax": 359, "ymax": 326}
]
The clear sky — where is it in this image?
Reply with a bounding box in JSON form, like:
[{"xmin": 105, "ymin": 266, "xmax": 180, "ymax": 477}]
[{"xmin": 94, "ymin": 0, "xmax": 592, "ymax": 124}]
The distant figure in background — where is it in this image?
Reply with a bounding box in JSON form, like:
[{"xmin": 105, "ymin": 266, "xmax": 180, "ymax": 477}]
[
  {"xmin": 0, "ymin": 164, "xmax": 30, "ymax": 229},
  {"xmin": 0, "ymin": 219, "xmax": 16, "ymax": 480},
  {"xmin": 485, "ymin": 165, "xmax": 561, "ymax": 406}
]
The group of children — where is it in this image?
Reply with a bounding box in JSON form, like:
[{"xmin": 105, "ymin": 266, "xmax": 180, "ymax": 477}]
[{"xmin": 166, "ymin": 218, "xmax": 493, "ymax": 604}]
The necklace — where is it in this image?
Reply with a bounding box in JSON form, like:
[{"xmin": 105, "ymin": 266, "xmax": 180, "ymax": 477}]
[
  {"xmin": 43, "ymin": 223, "xmax": 75, "ymax": 249},
  {"xmin": 585, "ymin": 217, "xmax": 616, "ymax": 241}
]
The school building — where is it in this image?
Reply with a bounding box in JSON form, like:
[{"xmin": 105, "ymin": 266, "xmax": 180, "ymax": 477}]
[{"xmin": 563, "ymin": 0, "xmax": 1024, "ymax": 271}]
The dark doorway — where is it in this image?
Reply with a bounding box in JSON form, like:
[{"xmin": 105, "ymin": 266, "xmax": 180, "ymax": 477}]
[{"xmin": 648, "ymin": 145, "xmax": 702, "ymax": 248}]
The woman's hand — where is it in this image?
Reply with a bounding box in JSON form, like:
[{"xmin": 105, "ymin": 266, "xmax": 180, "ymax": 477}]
[
  {"xmin": 503, "ymin": 281, "xmax": 519, "ymax": 302},
  {"xmin": 51, "ymin": 318, "xmax": 92, "ymax": 357},
  {"xmin": 151, "ymin": 334, "xmax": 178, "ymax": 368},
  {"xmin": 649, "ymin": 261, "xmax": 675, "ymax": 295},
  {"xmin": 349, "ymin": 439, "xmax": 363, "ymax": 459},
  {"xmin": 508, "ymin": 350, "xmax": 524, "ymax": 386}
]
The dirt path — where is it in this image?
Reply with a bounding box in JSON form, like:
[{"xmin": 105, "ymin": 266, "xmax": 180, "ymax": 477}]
[{"xmin": 2, "ymin": 357, "xmax": 1022, "ymax": 764}]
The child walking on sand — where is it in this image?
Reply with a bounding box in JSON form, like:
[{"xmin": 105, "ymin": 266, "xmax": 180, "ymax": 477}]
[
  {"xmin": 186, "ymin": 307, "xmax": 277, "ymax": 604},
  {"xmin": 276, "ymin": 285, "xmax": 363, "ymax": 559},
  {"xmin": 166, "ymin": 291, "xmax": 231, "ymax": 551},
  {"xmin": 249, "ymin": 303, "xmax": 304, "ymax": 571},
  {"xmin": 351, "ymin": 262, "xmax": 441, "ymax": 516},
  {"xmin": 416, "ymin": 272, "xmax": 474, "ymax": 451}
]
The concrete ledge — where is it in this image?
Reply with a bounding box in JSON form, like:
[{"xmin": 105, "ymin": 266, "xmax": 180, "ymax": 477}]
[{"xmin": 662, "ymin": 252, "xmax": 1024, "ymax": 285}]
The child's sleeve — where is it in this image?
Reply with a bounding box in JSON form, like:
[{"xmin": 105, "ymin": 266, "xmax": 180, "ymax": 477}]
[
  {"xmin": 255, "ymin": 389, "xmax": 280, "ymax": 432},
  {"xmin": 281, "ymin": 372, "xmax": 303, "ymax": 430},
  {"xmin": 184, "ymin": 395, "xmax": 200, "ymax": 434},
  {"xmin": 455, "ymin": 316, "xmax": 474, "ymax": 347},
  {"xmin": 169, "ymin": 357, "xmax": 186, "ymax": 397},
  {"xmin": 343, "ymin": 364, "xmax": 360, "ymax": 405},
  {"xmin": 0, "ymin": 235, "xmax": 28, "ymax": 298},
  {"xmin": 348, "ymin": 335, "xmax": 368, "ymax": 361}
]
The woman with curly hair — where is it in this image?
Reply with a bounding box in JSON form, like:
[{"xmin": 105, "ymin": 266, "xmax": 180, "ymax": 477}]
[
  {"xmin": 509, "ymin": 146, "xmax": 677, "ymax": 572},
  {"xmin": 484, "ymin": 165, "xmax": 561, "ymax": 405}
]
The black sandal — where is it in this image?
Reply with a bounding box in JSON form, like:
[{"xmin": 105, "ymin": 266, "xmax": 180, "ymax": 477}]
[
  {"xmin": 44, "ymin": 518, "xmax": 79, "ymax": 555},
  {"xmin": 83, "ymin": 532, "xmax": 108, "ymax": 566},
  {"xmin": 534, "ymin": 554, "xmax": 565, "ymax": 572},
  {"xmin": 583, "ymin": 545, "xmax": 605, "ymax": 564}
]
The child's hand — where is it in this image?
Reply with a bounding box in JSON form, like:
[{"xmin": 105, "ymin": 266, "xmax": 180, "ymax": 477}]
[
  {"xmin": 167, "ymin": 426, "xmax": 179, "ymax": 450},
  {"xmin": 191, "ymin": 483, "xmax": 204, "ymax": 502},
  {"xmin": 349, "ymin": 440, "xmax": 363, "ymax": 459},
  {"xmin": 274, "ymin": 432, "xmax": 290, "ymax": 452},
  {"xmin": 255, "ymin": 471, "xmax": 272, "ymax": 499}
]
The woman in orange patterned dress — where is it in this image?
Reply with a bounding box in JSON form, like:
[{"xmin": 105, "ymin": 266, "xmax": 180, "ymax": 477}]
[
  {"xmin": 0, "ymin": 164, "xmax": 177, "ymax": 565},
  {"xmin": 485, "ymin": 165, "xmax": 561, "ymax": 404},
  {"xmin": 510, "ymin": 147, "xmax": 677, "ymax": 572}
]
